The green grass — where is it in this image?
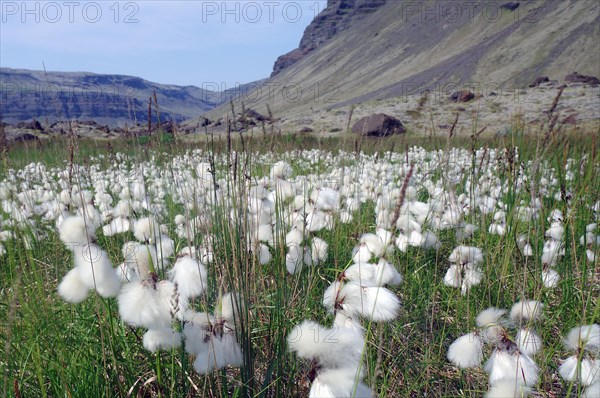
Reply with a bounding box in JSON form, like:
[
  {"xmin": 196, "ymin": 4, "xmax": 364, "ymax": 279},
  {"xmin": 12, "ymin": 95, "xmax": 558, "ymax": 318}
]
[{"xmin": 1, "ymin": 128, "xmax": 598, "ymax": 397}]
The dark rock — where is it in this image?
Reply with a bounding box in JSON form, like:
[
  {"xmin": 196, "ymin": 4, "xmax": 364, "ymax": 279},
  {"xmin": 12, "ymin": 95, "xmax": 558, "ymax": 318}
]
[
  {"xmin": 561, "ymin": 114, "xmax": 577, "ymax": 125},
  {"xmin": 299, "ymin": 126, "xmax": 314, "ymax": 133},
  {"xmin": 500, "ymin": 2, "xmax": 520, "ymax": 11},
  {"xmin": 13, "ymin": 132, "xmax": 39, "ymax": 142},
  {"xmin": 17, "ymin": 120, "xmax": 43, "ymax": 131},
  {"xmin": 449, "ymin": 90, "xmax": 475, "ymax": 103},
  {"xmin": 529, "ymin": 76, "xmax": 550, "ymax": 87},
  {"xmin": 159, "ymin": 120, "xmax": 175, "ymax": 134},
  {"xmin": 244, "ymin": 108, "xmax": 268, "ymax": 122},
  {"xmin": 565, "ymin": 72, "xmax": 600, "ymax": 86},
  {"xmin": 351, "ymin": 113, "xmax": 406, "ymax": 136}
]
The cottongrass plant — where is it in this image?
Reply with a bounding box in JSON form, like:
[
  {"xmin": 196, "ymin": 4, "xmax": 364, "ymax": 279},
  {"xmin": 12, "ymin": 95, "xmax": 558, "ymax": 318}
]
[
  {"xmin": 2, "ymin": 135, "xmax": 598, "ymax": 396},
  {"xmin": 558, "ymin": 324, "xmax": 600, "ymax": 388},
  {"xmin": 448, "ymin": 301, "xmax": 545, "ymax": 396},
  {"xmin": 443, "ymin": 245, "xmax": 485, "ymax": 295}
]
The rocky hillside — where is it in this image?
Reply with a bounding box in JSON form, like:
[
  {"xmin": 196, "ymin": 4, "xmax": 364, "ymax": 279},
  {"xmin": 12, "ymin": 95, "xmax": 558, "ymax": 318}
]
[
  {"xmin": 0, "ymin": 68, "xmax": 242, "ymax": 127},
  {"xmin": 207, "ymin": 0, "xmax": 600, "ymax": 121},
  {"xmin": 271, "ymin": 0, "xmax": 386, "ymax": 76}
]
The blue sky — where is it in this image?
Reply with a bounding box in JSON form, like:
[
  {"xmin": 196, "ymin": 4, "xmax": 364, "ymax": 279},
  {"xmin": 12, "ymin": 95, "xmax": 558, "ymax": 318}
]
[{"xmin": 0, "ymin": 1, "xmax": 326, "ymax": 88}]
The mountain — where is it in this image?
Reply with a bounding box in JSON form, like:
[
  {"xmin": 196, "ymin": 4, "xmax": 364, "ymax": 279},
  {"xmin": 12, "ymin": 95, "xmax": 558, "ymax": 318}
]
[
  {"xmin": 206, "ymin": 0, "xmax": 600, "ymax": 121},
  {"xmin": 0, "ymin": 68, "xmax": 244, "ymax": 127}
]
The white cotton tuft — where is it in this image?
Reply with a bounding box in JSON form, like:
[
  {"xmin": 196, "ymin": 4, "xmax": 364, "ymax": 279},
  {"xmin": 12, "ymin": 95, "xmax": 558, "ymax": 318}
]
[
  {"xmin": 352, "ymin": 244, "xmax": 373, "ymax": 263},
  {"xmin": 359, "ymin": 233, "xmax": 386, "ymax": 258},
  {"xmin": 59, "ymin": 215, "xmax": 96, "ymax": 245},
  {"xmin": 217, "ymin": 292, "xmax": 243, "ymax": 324},
  {"xmin": 102, "ymin": 217, "xmax": 131, "ymax": 236},
  {"xmin": 288, "ymin": 320, "xmax": 364, "ymax": 369},
  {"xmin": 485, "ymin": 379, "xmax": 532, "ymax": 398},
  {"xmin": 311, "ymin": 187, "xmax": 340, "ymax": 211},
  {"xmin": 477, "ymin": 307, "xmax": 507, "ymax": 329},
  {"xmin": 422, "ymin": 230, "xmax": 442, "ymax": 251},
  {"xmin": 286, "ymin": 228, "xmax": 304, "ymax": 246},
  {"xmin": 182, "ymin": 312, "xmax": 214, "ymax": 354},
  {"xmin": 559, "ymin": 356, "xmax": 599, "ymax": 386},
  {"xmin": 192, "ymin": 332, "xmax": 243, "ymax": 374},
  {"xmin": 115, "ymin": 262, "xmax": 140, "ymax": 283},
  {"xmin": 583, "ymin": 381, "xmax": 600, "ymax": 398},
  {"xmin": 257, "ymin": 224, "xmax": 273, "ymax": 244},
  {"xmin": 443, "ymin": 265, "xmax": 462, "ymax": 288},
  {"xmin": 485, "ymin": 349, "xmax": 539, "ymax": 387},
  {"xmin": 460, "ymin": 264, "xmax": 482, "ymax": 295},
  {"xmin": 122, "ymin": 242, "xmax": 158, "ymax": 281},
  {"xmin": 344, "ymin": 263, "xmax": 379, "ymax": 286},
  {"xmin": 510, "ymin": 300, "xmax": 544, "ymax": 323},
  {"xmin": 558, "ymin": 355, "xmax": 579, "ymax": 382},
  {"xmin": 448, "ymin": 245, "xmax": 483, "ymax": 265},
  {"xmin": 311, "ymin": 237, "xmax": 329, "ymax": 265},
  {"xmin": 545, "ymin": 222, "xmax": 565, "ymax": 241},
  {"xmin": 133, "ymin": 217, "xmax": 160, "ymax": 242},
  {"xmin": 309, "ymin": 367, "xmax": 372, "ymax": 398},
  {"xmin": 168, "ymin": 256, "xmax": 207, "ymax": 299},
  {"xmin": 174, "ymin": 214, "xmax": 186, "ymax": 225},
  {"xmin": 73, "ymin": 244, "xmax": 121, "ymax": 298},
  {"xmin": 287, "ymin": 320, "xmax": 329, "ymax": 360},
  {"xmin": 447, "ymin": 332, "xmax": 484, "ymax": 369},
  {"xmin": 542, "ymin": 267, "xmax": 560, "ymax": 288},
  {"xmin": 143, "ymin": 328, "xmax": 182, "ymax": 353},
  {"xmin": 118, "ymin": 281, "xmax": 172, "ymax": 329},
  {"xmin": 375, "ymin": 258, "xmax": 402, "ymax": 286},
  {"xmin": 286, "ymin": 245, "xmax": 304, "ymax": 274},
  {"xmin": 258, "ymin": 243, "xmax": 272, "ymax": 265},
  {"xmin": 57, "ymin": 267, "xmax": 90, "ymax": 303},
  {"xmin": 516, "ymin": 328, "xmax": 542, "ymax": 356},
  {"xmin": 334, "ymin": 283, "xmax": 400, "ymax": 321},
  {"xmin": 565, "ymin": 324, "xmax": 600, "ymax": 352},
  {"xmin": 270, "ymin": 161, "xmax": 292, "ymax": 180}
]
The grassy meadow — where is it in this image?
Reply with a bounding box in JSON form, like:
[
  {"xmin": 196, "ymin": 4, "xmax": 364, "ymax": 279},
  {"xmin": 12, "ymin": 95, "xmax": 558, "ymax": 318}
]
[{"xmin": 0, "ymin": 123, "xmax": 599, "ymax": 398}]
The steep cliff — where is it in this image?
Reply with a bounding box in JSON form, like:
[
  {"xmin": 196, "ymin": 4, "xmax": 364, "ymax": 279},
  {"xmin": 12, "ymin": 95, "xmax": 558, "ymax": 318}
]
[{"xmin": 271, "ymin": 0, "xmax": 387, "ymax": 76}]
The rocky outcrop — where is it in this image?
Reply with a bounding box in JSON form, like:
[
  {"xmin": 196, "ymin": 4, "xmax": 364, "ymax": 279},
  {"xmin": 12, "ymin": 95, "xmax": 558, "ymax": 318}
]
[
  {"xmin": 271, "ymin": 0, "xmax": 386, "ymax": 76},
  {"xmin": 565, "ymin": 72, "xmax": 600, "ymax": 86},
  {"xmin": 352, "ymin": 113, "xmax": 405, "ymax": 136},
  {"xmin": 449, "ymin": 91, "xmax": 475, "ymax": 103},
  {"xmin": 529, "ymin": 76, "xmax": 550, "ymax": 88}
]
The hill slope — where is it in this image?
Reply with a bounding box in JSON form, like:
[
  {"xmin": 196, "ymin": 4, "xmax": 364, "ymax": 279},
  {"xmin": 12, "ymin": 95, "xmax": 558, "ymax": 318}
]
[{"xmin": 207, "ymin": 0, "xmax": 600, "ymax": 121}]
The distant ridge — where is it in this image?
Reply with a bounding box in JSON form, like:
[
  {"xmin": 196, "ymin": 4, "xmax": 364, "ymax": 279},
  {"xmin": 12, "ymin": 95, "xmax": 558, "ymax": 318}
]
[{"xmin": 0, "ymin": 67, "xmax": 263, "ymax": 127}]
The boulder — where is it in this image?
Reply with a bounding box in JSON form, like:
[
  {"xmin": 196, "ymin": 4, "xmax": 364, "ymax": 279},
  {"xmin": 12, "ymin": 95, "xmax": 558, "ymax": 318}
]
[
  {"xmin": 565, "ymin": 72, "xmax": 600, "ymax": 86},
  {"xmin": 244, "ymin": 109, "xmax": 268, "ymax": 122},
  {"xmin": 13, "ymin": 132, "xmax": 39, "ymax": 142},
  {"xmin": 352, "ymin": 113, "xmax": 406, "ymax": 136},
  {"xmin": 17, "ymin": 120, "xmax": 43, "ymax": 131},
  {"xmin": 449, "ymin": 90, "xmax": 475, "ymax": 103},
  {"xmin": 299, "ymin": 126, "xmax": 314, "ymax": 133},
  {"xmin": 500, "ymin": 2, "xmax": 520, "ymax": 11},
  {"xmin": 529, "ymin": 76, "xmax": 550, "ymax": 87}
]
